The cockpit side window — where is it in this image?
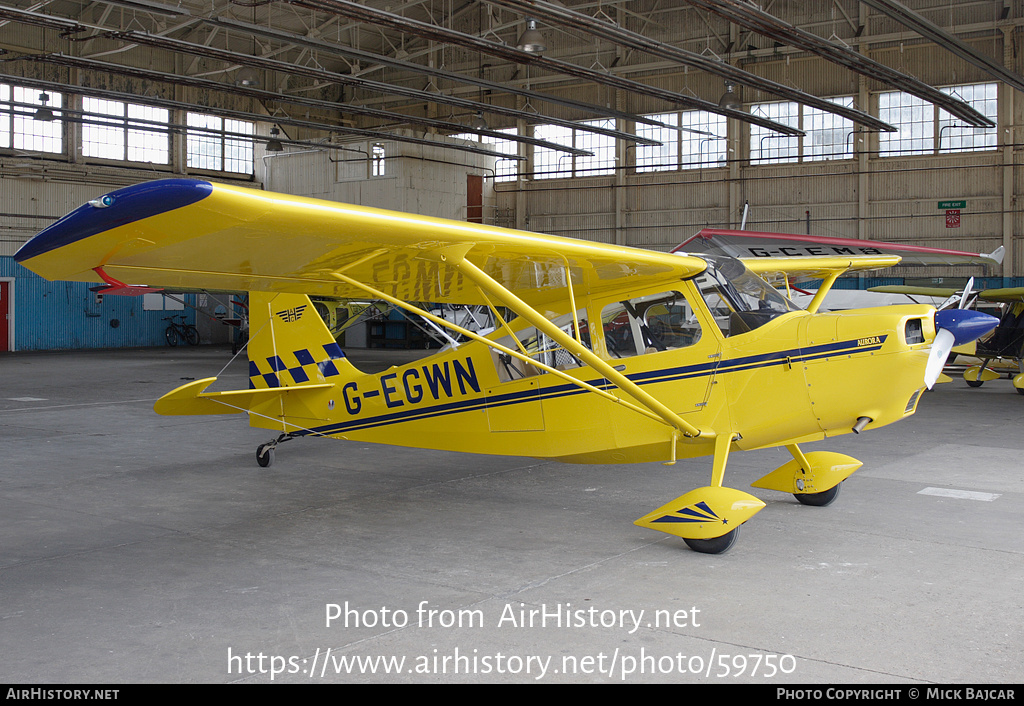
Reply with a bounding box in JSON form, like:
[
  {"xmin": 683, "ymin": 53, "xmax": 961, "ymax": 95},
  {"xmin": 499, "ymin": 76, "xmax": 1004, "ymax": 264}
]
[
  {"xmin": 602, "ymin": 291, "xmax": 702, "ymax": 358},
  {"xmin": 693, "ymin": 256, "xmax": 800, "ymax": 337},
  {"xmin": 491, "ymin": 308, "xmax": 591, "ymax": 382}
]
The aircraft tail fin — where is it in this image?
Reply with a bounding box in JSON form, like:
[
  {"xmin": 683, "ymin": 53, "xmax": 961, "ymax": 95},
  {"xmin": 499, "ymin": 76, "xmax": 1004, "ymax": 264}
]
[
  {"xmin": 155, "ymin": 292, "xmax": 357, "ymax": 424},
  {"xmin": 246, "ymin": 291, "xmax": 357, "ymax": 390}
]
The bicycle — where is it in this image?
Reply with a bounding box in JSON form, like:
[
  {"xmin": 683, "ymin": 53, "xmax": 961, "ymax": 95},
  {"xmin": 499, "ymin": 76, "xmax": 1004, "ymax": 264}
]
[{"xmin": 163, "ymin": 315, "xmax": 200, "ymax": 347}]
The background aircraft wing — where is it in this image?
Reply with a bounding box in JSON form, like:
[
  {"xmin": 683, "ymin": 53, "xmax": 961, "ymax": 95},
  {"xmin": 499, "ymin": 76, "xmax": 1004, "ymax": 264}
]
[
  {"xmin": 868, "ymin": 285, "xmax": 959, "ymax": 297},
  {"xmin": 979, "ymin": 287, "xmax": 1024, "ymax": 303},
  {"xmin": 675, "ymin": 228, "xmax": 1004, "ymax": 269},
  {"xmin": 15, "ymin": 179, "xmax": 707, "ymax": 309}
]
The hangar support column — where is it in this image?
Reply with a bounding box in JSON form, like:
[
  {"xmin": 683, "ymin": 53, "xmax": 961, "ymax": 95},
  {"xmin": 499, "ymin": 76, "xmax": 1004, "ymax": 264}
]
[{"xmin": 1001, "ymin": 25, "xmax": 1015, "ymax": 279}]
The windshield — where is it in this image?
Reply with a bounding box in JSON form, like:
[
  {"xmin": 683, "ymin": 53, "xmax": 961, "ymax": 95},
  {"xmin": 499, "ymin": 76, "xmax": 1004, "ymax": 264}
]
[{"xmin": 693, "ymin": 255, "xmax": 801, "ymax": 337}]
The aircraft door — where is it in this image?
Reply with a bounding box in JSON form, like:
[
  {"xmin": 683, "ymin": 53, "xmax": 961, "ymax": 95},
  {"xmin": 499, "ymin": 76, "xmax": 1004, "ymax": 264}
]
[{"xmin": 602, "ymin": 289, "xmax": 725, "ymax": 436}]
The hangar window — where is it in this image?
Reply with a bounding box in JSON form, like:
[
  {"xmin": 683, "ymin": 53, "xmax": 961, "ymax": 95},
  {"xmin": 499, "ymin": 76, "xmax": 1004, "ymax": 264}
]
[
  {"xmin": 750, "ymin": 98, "xmax": 854, "ymax": 164},
  {"xmin": 879, "ymin": 83, "xmax": 997, "ymax": 156},
  {"xmin": 82, "ymin": 98, "xmax": 170, "ymax": 165},
  {"xmin": 0, "ymin": 84, "xmax": 63, "ymax": 154},
  {"xmin": 533, "ymin": 120, "xmax": 615, "ymax": 179},
  {"xmin": 750, "ymin": 101, "xmax": 800, "ymax": 164},
  {"xmin": 635, "ymin": 110, "xmax": 726, "ymax": 172},
  {"xmin": 371, "ymin": 143, "xmax": 386, "ymax": 177},
  {"xmin": 878, "ymin": 91, "xmax": 934, "ymax": 156},
  {"xmin": 804, "ymin": 97, "xmax": 856, "ymax": 161},
  {"xmin": 186, "ymin": 113, "xmax": 254, "ymax": 174},
  {"xmin": 939, "ymin": 83, "xmax": 998, "ymax": 153}
]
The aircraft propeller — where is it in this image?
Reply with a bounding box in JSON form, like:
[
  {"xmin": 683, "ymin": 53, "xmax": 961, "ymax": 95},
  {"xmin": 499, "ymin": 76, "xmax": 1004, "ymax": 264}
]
[{"xmin": 924, "ymin": 279, "xmax": 997, "ymax": 389}]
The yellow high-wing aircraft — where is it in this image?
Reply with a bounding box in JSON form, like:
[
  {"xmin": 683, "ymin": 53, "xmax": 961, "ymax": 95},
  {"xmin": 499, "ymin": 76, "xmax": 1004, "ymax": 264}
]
[{"xmin": 14, "ymin": 179, "xmax": 998, "ymax": 554}]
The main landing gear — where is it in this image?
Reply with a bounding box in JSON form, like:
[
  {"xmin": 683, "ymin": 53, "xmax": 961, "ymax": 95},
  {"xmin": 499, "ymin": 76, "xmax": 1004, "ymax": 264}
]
[
  {"xmin": 683, "ymin": 527, "xmax": 740, "ymax": 555},
  {"xmin": 636, "ymin": 438, "xmax": 861, "ymax": 554},
  {"xmin": 256, "ymin": 433, "xmax": 297, "ymax": 468}
]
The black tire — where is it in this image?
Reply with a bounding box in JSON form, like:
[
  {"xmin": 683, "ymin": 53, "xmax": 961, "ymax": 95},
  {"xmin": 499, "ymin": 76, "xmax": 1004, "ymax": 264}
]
[
  {"xmin": 1015, "ymin": 386, "xmax": 1024, "ymax": 396},
  {"xmin": 683, "ymin": 526, "xmax": 739, "ymax": 554},
  {"xmin": 795, "ymin": 482, "xmax": 842, "ymax": 507},
  {"xmin": 184, "ymin": 325, "xmax": 200, "ymax": 346},
  {"xmin": 256, "ymin": 445, "xmax": 274, "ymax": 468},
  {"xmin": 165, "ymin": 325, "xmax": 178, "ymax": 347},
  {"xmin": 966, "ymin": 378, "xmax": 984, "ymax": 388}
]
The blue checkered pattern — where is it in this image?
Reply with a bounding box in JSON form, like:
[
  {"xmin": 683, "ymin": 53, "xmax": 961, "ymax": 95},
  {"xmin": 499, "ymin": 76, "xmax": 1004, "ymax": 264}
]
[{"xmin": 249, "ymin": 343, "xmax": 346, "ymax": 388}]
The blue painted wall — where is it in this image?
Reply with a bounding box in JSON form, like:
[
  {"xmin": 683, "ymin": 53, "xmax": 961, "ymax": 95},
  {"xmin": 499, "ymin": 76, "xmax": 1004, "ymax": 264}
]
[{"xmin": 1, "ymin": 256, "xmax": 195, "ymax": 351}]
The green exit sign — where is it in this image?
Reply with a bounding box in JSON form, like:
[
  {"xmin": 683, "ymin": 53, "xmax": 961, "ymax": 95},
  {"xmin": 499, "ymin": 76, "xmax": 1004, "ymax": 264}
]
[{"xmin": 939, "ymin": 200, "xmax": 966, "ymax": 209}]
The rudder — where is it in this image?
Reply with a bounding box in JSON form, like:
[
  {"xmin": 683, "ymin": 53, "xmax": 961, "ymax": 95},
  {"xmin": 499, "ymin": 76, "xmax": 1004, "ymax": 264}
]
[{"xmin": 247, "ymin": 291, "xmax": 357, "ymax": 389}]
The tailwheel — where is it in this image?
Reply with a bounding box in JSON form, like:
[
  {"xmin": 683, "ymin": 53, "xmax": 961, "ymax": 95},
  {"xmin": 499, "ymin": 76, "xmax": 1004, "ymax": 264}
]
[
  {"xmin": 256, "ymin": 444, "xmax": 275, "ymax": 468},
  {"xmin": 255, "ymin": 433, "xmax": 295, "ymax": 468},
  {"xmin": 795, "ymin": 481, "xmax": 842, "ymax": 507},
  {"xmin": 683, "ymin": 527, "xmax": 740, "ymax": 555}
]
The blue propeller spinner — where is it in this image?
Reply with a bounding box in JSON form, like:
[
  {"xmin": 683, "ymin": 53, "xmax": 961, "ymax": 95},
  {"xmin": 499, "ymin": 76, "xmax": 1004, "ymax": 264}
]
[{"xmin": 925, "ymin": 278, "xmax": 999, "ymax": 389}]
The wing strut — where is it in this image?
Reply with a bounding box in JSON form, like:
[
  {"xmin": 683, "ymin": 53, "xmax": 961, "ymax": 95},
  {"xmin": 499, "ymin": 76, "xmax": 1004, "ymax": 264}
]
[
  {"xmin": 439, "ymin": 251, "xmax": 708, "ymax": 439},
  {"xmin": 327, "ymin": 271, "xmax": 677, "ymax": 429}
]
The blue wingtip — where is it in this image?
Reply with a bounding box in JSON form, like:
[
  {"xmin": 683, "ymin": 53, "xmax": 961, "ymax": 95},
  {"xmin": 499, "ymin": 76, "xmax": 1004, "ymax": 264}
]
[
  {"xmin": 935, "ymin": 308, "xmax": 999, "ymax": 346},
  {"xmin": 13, "ymin": 178, "xmax": 213, "ymax": 263}
]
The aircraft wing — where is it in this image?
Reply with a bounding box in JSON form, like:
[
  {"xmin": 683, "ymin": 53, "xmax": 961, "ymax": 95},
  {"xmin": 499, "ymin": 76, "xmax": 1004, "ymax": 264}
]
[
  {"xmin": 868, "ymin": 285, "xmax": 1024, "ymax": 304},
  {"xmin": 675, "ymin": 228, "xmax": 1004, "ymax": 270},
  {"xmin": 743, "ymin": 255, "xmax": 902, "ymax": 283},
  {"xmin": 868, "ymin": 285, "xmax": 959, "ymax": 297},
  {"xmin": 978, "ymin": 287, "xmax": 1024, "ymax": 303},
  {"xmin": 14, "ymin": 179, "xmax": 707, "ymax": 309}
]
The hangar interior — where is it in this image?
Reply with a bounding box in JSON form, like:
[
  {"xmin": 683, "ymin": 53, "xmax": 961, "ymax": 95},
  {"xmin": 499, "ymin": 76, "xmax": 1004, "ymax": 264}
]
[
  {"xmin": 3, "ymin": 1, "xmax": 1024, "ymax": 685},
  {"xmin": 0, "ymin": 0, "xmax": 1022, "ymax": 351}
]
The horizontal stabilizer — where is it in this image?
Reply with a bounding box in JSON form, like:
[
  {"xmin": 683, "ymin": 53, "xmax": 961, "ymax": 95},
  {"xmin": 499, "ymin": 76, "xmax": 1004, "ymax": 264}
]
[{"xmin": 154, "ymin": 377, "xmax": 333, "ymax": 416}]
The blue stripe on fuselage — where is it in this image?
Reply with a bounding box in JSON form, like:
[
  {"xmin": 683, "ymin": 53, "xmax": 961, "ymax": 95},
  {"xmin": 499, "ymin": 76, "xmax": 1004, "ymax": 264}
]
[{"xmin": 293, "ymin": 336, "xmax": 887, "ymax": 438}]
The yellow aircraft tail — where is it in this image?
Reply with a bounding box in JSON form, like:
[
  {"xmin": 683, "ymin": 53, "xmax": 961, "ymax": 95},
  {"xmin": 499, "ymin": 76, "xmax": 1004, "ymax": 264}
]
[
  {"xmin": 154, "ymin": 292, "xmax": 354, "ymax": 429},
  {"xmin": 245, "ymin": 291, "xmax": 356, "ymax": 390}
]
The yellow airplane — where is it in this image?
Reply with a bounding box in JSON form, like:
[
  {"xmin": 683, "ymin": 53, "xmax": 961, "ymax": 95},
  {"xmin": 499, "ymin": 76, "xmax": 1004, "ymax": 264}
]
[{"xmin": 14, "ymin": 179, "xmax": 998, "ymax": 554}]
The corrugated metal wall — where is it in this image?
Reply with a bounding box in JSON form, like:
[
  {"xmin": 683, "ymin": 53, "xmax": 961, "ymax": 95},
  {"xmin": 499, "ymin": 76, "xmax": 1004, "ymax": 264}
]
[{"xmin": 0, "ymin": 257, "xmax": 196, "ymax": 351}]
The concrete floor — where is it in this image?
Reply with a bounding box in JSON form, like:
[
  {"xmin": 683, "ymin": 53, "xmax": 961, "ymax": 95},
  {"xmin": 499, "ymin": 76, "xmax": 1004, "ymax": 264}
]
[{"xmin": 1, "ymin": 346, "xmax": 1021, "ymax": 684}]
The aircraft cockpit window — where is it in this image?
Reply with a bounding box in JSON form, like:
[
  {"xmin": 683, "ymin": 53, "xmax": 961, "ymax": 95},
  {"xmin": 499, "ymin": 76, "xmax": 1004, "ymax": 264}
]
[
  {"xmin": 491, "ymin": 309, "xmax": 591, "ymax": 382},
  {"xmin": 694, "ymin": 256, "xmax": 800, "ymax": 338},
  {"xmin": 602, "ymin": 291, "xmax": 702, "ymax": 358}
]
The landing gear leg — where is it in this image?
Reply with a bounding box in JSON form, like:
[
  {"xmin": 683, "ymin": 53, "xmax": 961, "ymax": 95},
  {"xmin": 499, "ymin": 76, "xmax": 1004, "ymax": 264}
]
[{"xmin": 256, "ymin": 433, "xmax": 295, "ymax": 468}]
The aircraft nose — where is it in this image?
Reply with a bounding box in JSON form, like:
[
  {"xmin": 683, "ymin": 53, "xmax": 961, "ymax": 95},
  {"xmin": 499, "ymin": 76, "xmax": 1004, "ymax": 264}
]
[
  {"xmin": 934, "ymin": 308, "xmax": 999, "ymax": 346},
  {"xmin": 925, "ymin": 309, "xmax": 1000, "ymax": 390}
]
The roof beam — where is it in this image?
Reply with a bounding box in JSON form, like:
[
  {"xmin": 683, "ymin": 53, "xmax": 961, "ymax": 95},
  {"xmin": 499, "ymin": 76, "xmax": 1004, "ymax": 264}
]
[
  {"xmin": 487, "ymin": 0, "xmax": 895, "ymax": 131},
  {"xmin": 860, "ymin": 0, "xmax": 1024, "ymax": 96},
  {"xmin": 207, "ymin": 15, "xmax": 691, "ymax": 135},
  {"xmin": 0, "ymin": 4, "xmax": 650, "ymax": 145},
  {"xmin": 287, "ymin": 0, "xmax": 806, "ymax": 136},
  {"xmin": 684, "ymin": 0, "xmax": 993, "ymax": 127}
]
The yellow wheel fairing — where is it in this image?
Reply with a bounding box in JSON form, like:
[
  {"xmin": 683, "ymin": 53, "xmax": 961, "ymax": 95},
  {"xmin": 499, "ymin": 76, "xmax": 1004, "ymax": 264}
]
[
  {"xmin": 634, "ymin": 486, "xmax": 766, "ymax": 540},
  {"xmin": 751, "ymin": 451, "xmax": 863, "ymax": 494},
  {"xmin": 965, "ymin": 365, "xmax": 1001, "ymax": 383}
]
